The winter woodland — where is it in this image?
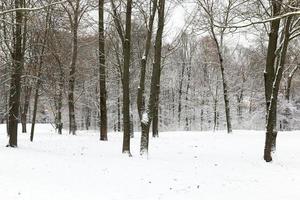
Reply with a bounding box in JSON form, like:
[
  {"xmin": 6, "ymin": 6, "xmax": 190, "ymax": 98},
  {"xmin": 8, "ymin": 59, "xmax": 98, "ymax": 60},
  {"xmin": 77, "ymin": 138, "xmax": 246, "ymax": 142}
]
[{"xmin": 1, "ymin": 0, "xmax": 300, "ymax": 199}]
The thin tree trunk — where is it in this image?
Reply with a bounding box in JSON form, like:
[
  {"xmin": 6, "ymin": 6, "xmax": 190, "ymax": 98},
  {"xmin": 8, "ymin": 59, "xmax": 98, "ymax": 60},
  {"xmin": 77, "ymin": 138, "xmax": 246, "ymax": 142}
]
[
  {"xmin": 68, "ymin": 20, "xmax": 78, "ymax": 135},
  {"xmin": 21, "ymin": 86, "xmax": 31, "ymax": 133},
  {"xmin": 30, "ymin": 8, "xmax": 50, "ymax": 141},
  {"xmin": 30, "ymin": 70, "xmax": 41, "ymax": 142},
  {"xmin": 285, "ymin": 65, "xmax": 298, "ymax": 102},
  {"xmin": 213, "ymin": 99, "xmax": 218, "ymax": 132},
  {"xmin": 99, "ymin": 0, "xmax": 108, "ymax": 141},
  {"xmin": 177, "ymin": 63, "xmax": 185, "ymax": 126},
  {"xmin": 56, "ymin": 71, "xmax": 63, "ymax": 135},
  {"xmin": 219, "ymin": 58, "xmax": 232, "ymax": 133},
  {"xmin": 53, "ymin": 54, "xmax": 64, "ymax": 135},
  {"xmin": 117, "ymin": 95, "xmax": 121, "ymax": 132},
  {"xmin": 184, "ymin": 61, "xmax": 192, "ymax": 131}
]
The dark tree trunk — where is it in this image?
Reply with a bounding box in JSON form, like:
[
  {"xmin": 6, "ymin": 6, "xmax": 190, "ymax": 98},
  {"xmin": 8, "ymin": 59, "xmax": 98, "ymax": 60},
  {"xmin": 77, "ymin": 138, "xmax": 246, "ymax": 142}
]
[
  {"xmin": 213, "ymin": 98, "xmax": 218, "ymax": 132},
  {"xmin": 177, "ymin": 63, "xmax": 185, "ymax": 126},
  {"xmin": 152, "ymin": 66, "xmax": 161, "ymax": 137},
  {"xmin": 140, "ymin": 0, "xmax": 165, "ymax": 155},
  {"xmin": 263, "ymin": 0, "xmax": 282, "ymax": 161},
  {"xmin": 117, "ymin": 95, "xmax": 121, "ymax": 132},
  {"xmin": 236, "ymin": 89, "xmax": 243, "ymax": 124},
  {"xmin": 200, "ymin": 100, "xmax": 204, "ymax": 131},
  {"xmin": 30, "ymin": 70, "xmax": 41, "ymax": 142},
  {"xmin": 137, "ymin": 0, "xmax": 157, "ymax": 121},
  {"xmin": 264, "ymin": 16, "xmax": 291, "ymax": 162},
  {"xmin": 56, "ymin": 76, "xmax": 63, "ymax": 135},
  {"xmin": 7, "ymin": 0, "xmax": 24, "ymax": 147},
  {"xmin": 20, "ymin": 2, "xmax": 29, "ymax": 133},
  {"xmin": 99, "ymin": 0, "xmax": 108, "ymax": 141},
  {"xmin": 53, "ymin": 55, "xmax": 64, "ymax": 135},
  {"xmin": 210, "ymin": 23, "xmax": 232, "ymax": 133},
  {"xmin": 219, "ymin": 59, "xmax": 232, "ymax": 133},
  {"xmin": 21, "ymin": 86, "xmax": 31, "ymax": 133},
  {"xmin": 184, "ymin": 61, "xmax": 192, "ymax": 131},
  {"xmin": 285, "ymin": 65, "xmax": 298, "ymax": 102},
  {"xmin": 121, "ymin": 0, "xmax": 133, "ymax": 155},
  {"xmin": 68, "ymin": 22, "xmax": 78, "ymax": 135},
  {"xmin": 30, "ymin": 8, "xmax": 50, "ymax": 142},
  {"xmin": 65, "ymin": 1, "xmax": 82, "ymax": 136}
]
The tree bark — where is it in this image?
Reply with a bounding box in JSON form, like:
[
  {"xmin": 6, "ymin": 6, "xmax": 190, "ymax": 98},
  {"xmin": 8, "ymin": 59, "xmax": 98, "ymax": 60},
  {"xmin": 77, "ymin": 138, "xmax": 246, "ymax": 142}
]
[
  {"xmin": 152, "ymin": 67, "xmax": 161, "ymax": 137},
  {"xmin": 264, "ymin": 15, "xmax": 291, "ymax": 162},
  {"xmin": 137, "ymin": 0, "xmax": 158, "ymax": 121},
  {"xmin": 285, "ymin": 65, "xmax": 298, "ymax": 102},
  {"xmin": 7, "ymin": 0, "xmax": 24, "ymax": 147},
  {"xmin": 99, "ymin": 0, "xmax": 108, "ymax": 141},
  {"xmin": 177, "ymin": 62, "xmax": 185, "ymax": 126},
  {"xmin": 30, "ymin": 7, "xmax": 50, "ymax": 142},
  {"xmin": 121, "ymin": 0, "xmax": 133, "ymax": 155},
  {"xmin": 30, "ymin": 69, "xmax": 41, "ymax": 142},
  {"xmin": 65, "ymin": 0, "xmax": 82, "ymax": 135},
  {"xmin": 140, "ymin": 0, "xmax": 165, "ymax": 155},
  {"xmin": 21, "ymin": 85, "xmax": 31, "ymax": 133}
]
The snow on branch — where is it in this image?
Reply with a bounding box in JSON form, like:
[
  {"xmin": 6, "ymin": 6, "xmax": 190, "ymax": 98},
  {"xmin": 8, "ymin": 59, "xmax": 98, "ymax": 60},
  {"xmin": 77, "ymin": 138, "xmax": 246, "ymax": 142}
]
[
  {"xmin": 0, "ymin": 0, "xmax": 67, "ymax": 16},
  {"xmin": 214, "ymin": 10, "xmax": 300, "ymax": 29}
]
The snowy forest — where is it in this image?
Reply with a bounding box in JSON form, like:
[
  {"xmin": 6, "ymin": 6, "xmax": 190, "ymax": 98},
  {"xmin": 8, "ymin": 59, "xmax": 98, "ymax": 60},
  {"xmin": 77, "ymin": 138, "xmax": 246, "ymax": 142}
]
[{"xmin": 1, "ymin": 0, "xmax": 300, "ymax": 199}]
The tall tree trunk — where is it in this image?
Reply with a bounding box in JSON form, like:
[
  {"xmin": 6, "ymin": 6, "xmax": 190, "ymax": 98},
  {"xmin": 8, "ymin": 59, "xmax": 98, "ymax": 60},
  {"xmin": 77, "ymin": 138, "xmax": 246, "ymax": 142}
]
[
  {"xmin": 264, "ymin": 16, "xmax": 291, "ymax": 162},
  {"xmin": 99, "ymin": 0, "xmax": 108, "ymax": 141},
  {"xmin": 263, "ymin": 0, "xmax": 282, "ymax": 161},
  {"xmin": 7, "ymin": 0, "xmax": 24, "ymax": 147},
  {"xmin": 20, "ymin": 1, "xmax": 29, "ymax": 133},
  {"xmin": 137, "ymin": 0, "xmax": 158, "ymax": 121},
  {"xmin": 210, "ymin": 29, "xmax": 232, "ymax": 133},
  {"xmin": 121, "ymin": 0, "xmax": 133, "ymax": 155},
  {"xmin": 68, "ymin": 20, "xmax": 78, "ymax": 135},
  {"xmin": 140, "ymin": 0, "xmax": 165, "ymax": 155},
  {"xmin": 30, "ymin": 8, "xmax": 50, "ymax": 142}
]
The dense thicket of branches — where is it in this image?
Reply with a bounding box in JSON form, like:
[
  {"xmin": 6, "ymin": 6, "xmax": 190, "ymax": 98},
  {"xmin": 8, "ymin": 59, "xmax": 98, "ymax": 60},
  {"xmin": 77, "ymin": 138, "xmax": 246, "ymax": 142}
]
[{"xmin": 1, "ymin": 0, "xmax": 300, "ymax": 162}]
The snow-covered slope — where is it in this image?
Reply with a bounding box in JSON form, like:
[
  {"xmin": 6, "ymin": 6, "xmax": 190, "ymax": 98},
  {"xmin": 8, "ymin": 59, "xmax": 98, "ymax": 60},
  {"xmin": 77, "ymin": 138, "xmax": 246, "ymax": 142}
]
[{"xmin": 1, "ymin": 124, "xmax": 300, "ymax": 200}]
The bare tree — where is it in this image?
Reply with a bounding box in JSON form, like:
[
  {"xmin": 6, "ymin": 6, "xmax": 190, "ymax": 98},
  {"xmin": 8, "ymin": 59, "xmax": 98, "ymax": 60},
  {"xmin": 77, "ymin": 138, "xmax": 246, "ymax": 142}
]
[
  {"xmin": 63, "ymin": 0, "xmax": 88, "ymax": 135},
  {"xmin": 196, "ymin": 0, "xmax": 235, "ymax": 133},
  {"xmin": 140, "ymin": 0, "xmax": 165, "ymax": 155},
  {"xmin": 110, "ymin": 0, "xmax": 133, "ymax": 155}
]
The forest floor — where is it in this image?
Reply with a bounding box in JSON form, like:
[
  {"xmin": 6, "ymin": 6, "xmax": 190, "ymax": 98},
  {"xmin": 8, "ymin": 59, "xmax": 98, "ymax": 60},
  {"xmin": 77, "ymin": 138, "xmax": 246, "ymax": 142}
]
[{"xmin": 1, "ymin": 124, "xmax": 300, "ymax": 200}]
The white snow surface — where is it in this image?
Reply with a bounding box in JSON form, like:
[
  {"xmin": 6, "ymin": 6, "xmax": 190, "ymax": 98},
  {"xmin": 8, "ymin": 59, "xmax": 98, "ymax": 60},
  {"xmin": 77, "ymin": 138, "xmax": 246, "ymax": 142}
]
[{"xmin": 1, "ymin": 124, "xmax": 300, "ymax": 200}]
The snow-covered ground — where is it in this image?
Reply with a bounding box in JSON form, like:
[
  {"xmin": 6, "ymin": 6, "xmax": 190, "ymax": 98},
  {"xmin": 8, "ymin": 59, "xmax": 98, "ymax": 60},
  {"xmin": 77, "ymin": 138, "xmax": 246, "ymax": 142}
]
[{"xmin": 1, "ymin": 124, "xmax": 300, "ymax": 200}]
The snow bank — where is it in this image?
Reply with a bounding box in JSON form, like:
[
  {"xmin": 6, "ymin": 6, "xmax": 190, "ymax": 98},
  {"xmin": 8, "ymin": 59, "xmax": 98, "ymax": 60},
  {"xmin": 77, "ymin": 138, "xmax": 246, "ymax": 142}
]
[{"xmin": 1, "ymin": 124, "xmax": 300, "ymax": 200}]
